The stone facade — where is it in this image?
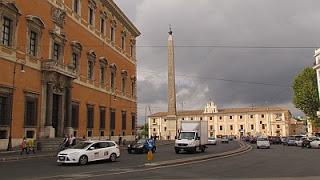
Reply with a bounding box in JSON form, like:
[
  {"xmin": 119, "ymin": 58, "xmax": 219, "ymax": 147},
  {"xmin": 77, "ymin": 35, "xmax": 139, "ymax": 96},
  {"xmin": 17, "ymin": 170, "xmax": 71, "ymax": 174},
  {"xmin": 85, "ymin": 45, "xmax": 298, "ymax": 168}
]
[
  {"xmin": 0, "ymin": 0, "xmax": 139, "ymax": 149},
  {"xmin": 149, "ymin": 102, "xmax": 294, "ymax": 140}
]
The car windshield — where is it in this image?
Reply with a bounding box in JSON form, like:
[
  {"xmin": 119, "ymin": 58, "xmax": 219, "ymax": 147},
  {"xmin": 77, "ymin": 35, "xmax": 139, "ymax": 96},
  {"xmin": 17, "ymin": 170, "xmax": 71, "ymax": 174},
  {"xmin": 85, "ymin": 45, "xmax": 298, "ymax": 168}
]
[
  {"xmin": 257, "ymin": 138, "xmax": 268, "ymax": 141},
  {"xmin": 70, "ymin": 142, "xmax": 92, "ymax": 149},
  {"xmin": 179, "ymin": 132, "xmax": 195, "ymax": 140}
]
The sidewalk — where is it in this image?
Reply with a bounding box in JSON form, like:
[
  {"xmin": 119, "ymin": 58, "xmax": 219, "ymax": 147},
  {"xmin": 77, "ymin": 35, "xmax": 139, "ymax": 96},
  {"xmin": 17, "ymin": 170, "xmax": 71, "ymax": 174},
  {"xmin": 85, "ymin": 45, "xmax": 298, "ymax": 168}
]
[
  {"xmin": 0, "ymin": 140, "xmax": 174, "ymax": 162},
  {"xmin": 0, "ymin": 150, "xmax": 57, "ymax": 162}
]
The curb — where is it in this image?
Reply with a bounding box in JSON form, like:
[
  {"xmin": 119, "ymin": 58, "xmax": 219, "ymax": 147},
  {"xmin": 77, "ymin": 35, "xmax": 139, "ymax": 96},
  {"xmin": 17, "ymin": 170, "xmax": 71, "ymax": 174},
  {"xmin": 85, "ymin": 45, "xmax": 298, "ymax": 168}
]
[
  {"xmin": 0, "ymin": 153, "xmax": 57, "ymax": 162},
  {"xmin": 0, "ymin": 141, "xmax": 175, "ymax": 162},
  {"xmin": 144, "ymin": 141, "xmax": 252, "ymax": 167}
]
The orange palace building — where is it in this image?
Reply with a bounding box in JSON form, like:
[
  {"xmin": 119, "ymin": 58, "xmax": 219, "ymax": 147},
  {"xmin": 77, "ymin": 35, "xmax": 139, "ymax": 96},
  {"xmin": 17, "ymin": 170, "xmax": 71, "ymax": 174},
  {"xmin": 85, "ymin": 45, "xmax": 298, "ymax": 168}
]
[{"xmin": 0, "ymin": 0, "xmax": 140, "ymax": 149}]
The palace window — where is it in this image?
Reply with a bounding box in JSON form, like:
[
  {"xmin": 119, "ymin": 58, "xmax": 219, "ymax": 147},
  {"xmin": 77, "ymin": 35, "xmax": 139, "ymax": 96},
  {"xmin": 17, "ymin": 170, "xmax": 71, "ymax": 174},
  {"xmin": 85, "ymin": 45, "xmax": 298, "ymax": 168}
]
[
  {"xmin": 110, "ymin": 108, "xmax": 115, "ymax": 130},
  {"xmin": 87, "ymin": 50, "xmax": 96, "ymax": 80},
  {"xmin": 1, "ymin": 3, "xmax": 20, "ymax": 47},
  {"xmin": 71, "ymin": 41, "xmax": 82, "ymax": 70},
  {"xmin": 110, "ymin": 18, "xmax": 116, "ymax": 44},
  {"xmin": 24, "ymin": 96, "xmax": 37, "ymax": 127},
  {"xmin": 26, "ymin": 15, "xmax": 44, "ymax": 57},
  {"xmin": 100, "ymin": 12, "xmax": 107, "ymax": 35},
  {"xmin": 110, "ymin": 63, "xmax": 117, "ymax": 92},
  {"xmin": 262, "ymin": 124, "xmax": 265, "ymax": 129},
  {"xmin": 200, "ymin": 117, "xmax": 203, "ymax": 120},
  {"xmin": 2, "ymin": 17, "xmax": 12, "ymax": 46},
  {"xmin": 0, "ymin": 93, "xmax": 10, "ymax": 126},
  {"xmin": 164, "ymin": 127, "xmax": 167, "ymax": 131},
  {"xmin": 121, "ymin": 30, "xmax": 126, "ymax": 50},
  {"xmin": 230, "ymin": 116, "xmax": 232, "ymax": 119},
  {"xmin": 219, "ymin": 126, "xmax": 223, "ymax": 131},
  {"xmin": 87, "ymin": 105, "xmax": 94, "ymax": 129},
  {"xmin": 71, "ymin": 102, "xmax": 79, "ymax": 128},
  {"xmin": 73, "ymin": 0, "xmax": 81, "ymax": 15},
  {"xmin": 210, "ymin": 125, "xmax": 213, "ymax": 130},
  {"xmin": 239, "ymin": 115, "xmax": 242, "ymax": 119},
  {"xmin": 88, "ymin": 60, "xmax": 94, "ymax": 80},
  {"xmin": 210, "ymin": 117, "xmax": 213, "ymax": 120},
  {"xmin": 131, "ymin": 113, "xmax": 136, "ymax": 130},
  {"xmin": 219, "ymin": 116, "xmax": 222, "ymax": 120},
  {"xmin": 121, "ymin": 111, "xmax": 126, "ymax": 130},
  {"xmin": 261, "ymin": 114, "xmax": 265, "ymax": 118},
  {"xmin": 250, "ymin": 115, "xmax": 254, "ymax": 118},
  {"xmin": 100, "ymin": 107, "xmax": 105, "ymax": 129},
  {"xmin": 88, "ymin": 0, "xmax": 96, "ymax": 26},
  {"xmin": 277, "ymin": 125, "xmax": 280, "ymax": 129},
  {"xmin": 53, "ymin": 42, "xmax": 60, "ymax": 61},
  {"xmin": 29, "ymin": 31, "xmax": 37, "ymax": 56},
  {"xmin": 251, "ymin": 124, "xmax": 254, "ymax": 130},
  {"xmin": 230, "ymin": 125, "xmax": 233, "ymax": 130},
  {"xmin": 121, "ymin": 70, "xmax": 127, "ymax": 96},
  {"xmin": 100, "ymin": 64, "xmax": 105, "ymax": 84},
  {"xmin": 240, "ymin": 125, "xmax": 244, "ymax": 130}
]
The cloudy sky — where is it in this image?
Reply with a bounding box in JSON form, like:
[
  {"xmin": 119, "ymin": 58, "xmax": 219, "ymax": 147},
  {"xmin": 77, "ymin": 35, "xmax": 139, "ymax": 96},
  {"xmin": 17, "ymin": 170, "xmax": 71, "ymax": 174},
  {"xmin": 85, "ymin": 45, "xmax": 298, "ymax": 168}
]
[{"xmin": 114, "ymin": 0, "xmax": 320, "ymax": 125}]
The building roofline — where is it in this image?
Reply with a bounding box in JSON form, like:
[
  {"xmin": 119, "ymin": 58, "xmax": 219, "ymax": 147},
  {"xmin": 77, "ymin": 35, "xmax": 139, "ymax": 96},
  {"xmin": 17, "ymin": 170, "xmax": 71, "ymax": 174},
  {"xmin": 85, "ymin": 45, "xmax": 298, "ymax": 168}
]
[
  {"xmin": 148, "ymin": 107, "xmax": 290, "ymax": 117},
  {"xmin": 101, "ymin": 0, "xmax": 141, "ymax": 37}
]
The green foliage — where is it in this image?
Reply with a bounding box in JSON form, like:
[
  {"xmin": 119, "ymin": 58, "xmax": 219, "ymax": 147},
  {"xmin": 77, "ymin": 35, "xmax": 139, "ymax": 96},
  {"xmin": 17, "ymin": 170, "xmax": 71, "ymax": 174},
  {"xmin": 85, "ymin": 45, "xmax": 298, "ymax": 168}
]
[{"xmin": 292, "ymin": 67, "xmax": 320, "ymax": 122}]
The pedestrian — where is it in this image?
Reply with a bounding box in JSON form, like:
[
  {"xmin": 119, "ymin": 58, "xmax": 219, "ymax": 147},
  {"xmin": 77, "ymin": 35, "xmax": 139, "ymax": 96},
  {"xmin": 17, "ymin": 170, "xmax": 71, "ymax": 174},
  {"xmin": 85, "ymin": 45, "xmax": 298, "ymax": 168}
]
[
  {"xmin": 69, "ymin": 134, "xmax": 76, "ymax": 146},
  {"xmin": 20, "ymin": 137, "xmax": 28, "ymax": 155},
  {"xmin": 118, "ymin": 136, "xmax": 122, "ymax": 145}
]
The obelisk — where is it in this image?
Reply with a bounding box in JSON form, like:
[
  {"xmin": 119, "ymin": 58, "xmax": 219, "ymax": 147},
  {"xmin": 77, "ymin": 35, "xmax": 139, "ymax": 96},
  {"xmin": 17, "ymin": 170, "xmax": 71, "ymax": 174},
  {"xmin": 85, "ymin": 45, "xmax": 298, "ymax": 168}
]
[
  {"xmin": 167, "ymin": 28, "xmax": 177, "ymax": 117},
  {"xmin": 167, "ymin": 27, "xmax": 178, "ymax": 139}
]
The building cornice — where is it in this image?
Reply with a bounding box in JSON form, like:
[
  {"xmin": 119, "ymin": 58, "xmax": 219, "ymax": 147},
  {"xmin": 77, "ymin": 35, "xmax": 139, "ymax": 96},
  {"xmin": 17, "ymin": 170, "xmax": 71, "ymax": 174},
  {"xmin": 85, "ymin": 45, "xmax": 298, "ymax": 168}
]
[{"xmin": 100, "ymin": 0, "xmax": 140, "ymax": 37}]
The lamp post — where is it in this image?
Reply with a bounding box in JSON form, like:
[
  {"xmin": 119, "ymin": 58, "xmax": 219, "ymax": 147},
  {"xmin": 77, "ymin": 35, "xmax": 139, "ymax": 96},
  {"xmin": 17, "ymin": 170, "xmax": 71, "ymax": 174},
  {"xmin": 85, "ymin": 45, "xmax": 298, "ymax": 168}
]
[{"xmin": 7, "ymin": 60, "xmax": 25, "ymax": 151}]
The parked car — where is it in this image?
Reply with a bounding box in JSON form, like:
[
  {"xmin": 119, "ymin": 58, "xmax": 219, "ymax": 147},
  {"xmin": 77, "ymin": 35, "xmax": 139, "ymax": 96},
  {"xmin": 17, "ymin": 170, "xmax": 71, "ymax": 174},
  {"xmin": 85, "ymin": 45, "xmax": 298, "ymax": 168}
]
[
  {"xmin": 301, "ymin": 137, "xmax": 315, "ymax": 148},
  {"xmin": 221, "ymin": 136, "xmax": 229, "ymax": 143},
  {"xmin": 310, "ymin": 138, "xmax": 320, "ymax": 149},
  {"xmin": 281, "ymin": 137, "xmax": 287, "ymax": 145},
  {"xmin": 287, "ymin": 136, "xmax": 296, "ymax": 146},
  {"xmin": 249, "ymin": 136, "xmax": 257, "ymax": 144},
  {"xmin": 57, "ymin": 140, "xmax": 120, "ymax": 165},
  {"xmin": 269, "ymin": 136, "xmax": 282, "ymax": 144},
  {"xmin": 208, "ymin": 137, "xmax": 217, "ymax": 145},
  {"xmin": 127, "ymin": 139, "xmax": 156, "ymax": 154},
  {"xmin": 257, "ymin": 137, "xmax": 270, "ymax": 149},
  {"xmin": 295, "ymin": 137, "xmax": 307, "ymax": 147}
]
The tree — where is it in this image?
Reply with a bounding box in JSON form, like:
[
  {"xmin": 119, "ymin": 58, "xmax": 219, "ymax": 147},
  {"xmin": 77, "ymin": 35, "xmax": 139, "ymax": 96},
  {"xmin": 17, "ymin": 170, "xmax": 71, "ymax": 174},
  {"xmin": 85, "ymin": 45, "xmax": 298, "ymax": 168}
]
[{"xmin": 293, "ymin": 67, "xmax": 320, "ymax": 123}]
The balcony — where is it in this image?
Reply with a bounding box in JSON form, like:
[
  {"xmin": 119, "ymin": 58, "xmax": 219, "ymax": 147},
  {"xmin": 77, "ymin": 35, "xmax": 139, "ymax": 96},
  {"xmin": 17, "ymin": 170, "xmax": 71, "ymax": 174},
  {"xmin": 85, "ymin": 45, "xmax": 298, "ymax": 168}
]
[{"xmin": 41, "ymin": 59, "xmax": 77, "ymax": 79}]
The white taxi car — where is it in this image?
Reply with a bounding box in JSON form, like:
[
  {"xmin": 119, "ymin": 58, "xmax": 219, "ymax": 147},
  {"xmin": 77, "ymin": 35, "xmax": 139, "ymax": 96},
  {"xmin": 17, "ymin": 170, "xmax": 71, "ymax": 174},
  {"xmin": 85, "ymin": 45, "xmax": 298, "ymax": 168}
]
[{"xmin": 57, "ymin": 140, "xmax": 120, "ymax": 165}]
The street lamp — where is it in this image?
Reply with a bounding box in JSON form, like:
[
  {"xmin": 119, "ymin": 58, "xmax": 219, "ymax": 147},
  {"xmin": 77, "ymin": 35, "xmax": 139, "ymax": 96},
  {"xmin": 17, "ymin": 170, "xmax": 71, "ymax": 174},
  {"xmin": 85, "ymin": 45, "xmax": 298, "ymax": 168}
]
[{"xmin": 7, "ymin": 60, "xmax": 25, "ymax": 151}]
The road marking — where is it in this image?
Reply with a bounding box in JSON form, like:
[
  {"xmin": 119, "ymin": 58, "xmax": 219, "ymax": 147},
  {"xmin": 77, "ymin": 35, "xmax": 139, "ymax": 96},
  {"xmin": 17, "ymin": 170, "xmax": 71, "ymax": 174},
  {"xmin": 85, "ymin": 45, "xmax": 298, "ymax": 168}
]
[
  {"xmin": 34, "ymin": 142, "xmax": 251, "ymax": 180},
  {"xmin": 70, "ymin": 145, "xmax": 252, "ymax": 179}
]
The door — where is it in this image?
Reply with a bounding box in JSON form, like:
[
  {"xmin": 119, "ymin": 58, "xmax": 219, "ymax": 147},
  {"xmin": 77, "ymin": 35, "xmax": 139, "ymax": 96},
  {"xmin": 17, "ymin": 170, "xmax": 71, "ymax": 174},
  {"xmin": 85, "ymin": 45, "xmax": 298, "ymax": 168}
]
[
  {"xmin": 52, "ymin": 94, "xmax": 60, "ymax": 137},
  {"xmin": 99, "ymin": 142, "xmax": 110, "ymax": 160},
  {"xmin": 87, "ymin": 143, "xmax": 102, "ymax": 162}
]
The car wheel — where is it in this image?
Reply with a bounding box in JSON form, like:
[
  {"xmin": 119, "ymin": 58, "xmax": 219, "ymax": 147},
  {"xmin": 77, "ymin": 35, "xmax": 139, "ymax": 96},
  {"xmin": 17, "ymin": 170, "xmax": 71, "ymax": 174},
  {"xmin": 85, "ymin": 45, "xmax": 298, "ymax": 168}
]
[
  {"xmin": 109, "ymin": 153, "xmax": 117, "ymax": 162},
  {"xmin": 175, "ymin": 149, "xmax": 179, "ymax": 154},
  {"xmin": 257, "ymin": 146, "xmax": 259, "ymax": 149},
  {"xmin": 79, "ymin": 155, "xmax": 88, "ymax": 165}
]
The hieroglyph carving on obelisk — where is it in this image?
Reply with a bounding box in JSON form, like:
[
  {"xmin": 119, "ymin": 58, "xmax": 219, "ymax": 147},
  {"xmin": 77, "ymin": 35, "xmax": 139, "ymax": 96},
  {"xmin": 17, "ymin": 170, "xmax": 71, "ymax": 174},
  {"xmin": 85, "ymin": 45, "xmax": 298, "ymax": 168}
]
[{"xmin": 167, "ymin": 28, "xmax": 177, "ymax": 117}]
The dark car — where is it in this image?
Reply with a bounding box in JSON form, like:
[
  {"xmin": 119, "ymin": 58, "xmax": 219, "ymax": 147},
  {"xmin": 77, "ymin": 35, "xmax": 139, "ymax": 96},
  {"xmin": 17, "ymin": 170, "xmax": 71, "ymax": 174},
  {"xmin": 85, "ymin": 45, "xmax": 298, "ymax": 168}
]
[
  {"xmin": 249, "ymin": 136, "xmax": 257, "ymax": 144},
  {"xmin": 127, "ymin": 139, "xmax": 156, "ymax": 154},
  {"xmin": 269, "ymin": 136, "xmax": 282, "ymax": 144}
]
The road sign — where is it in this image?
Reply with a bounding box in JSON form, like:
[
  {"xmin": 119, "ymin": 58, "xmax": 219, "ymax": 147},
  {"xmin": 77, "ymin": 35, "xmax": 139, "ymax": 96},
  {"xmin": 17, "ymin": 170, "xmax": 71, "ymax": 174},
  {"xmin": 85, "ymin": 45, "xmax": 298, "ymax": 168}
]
[{"xmin": 146, "ymin": 139, "xmax": 154, "ymax": 150}]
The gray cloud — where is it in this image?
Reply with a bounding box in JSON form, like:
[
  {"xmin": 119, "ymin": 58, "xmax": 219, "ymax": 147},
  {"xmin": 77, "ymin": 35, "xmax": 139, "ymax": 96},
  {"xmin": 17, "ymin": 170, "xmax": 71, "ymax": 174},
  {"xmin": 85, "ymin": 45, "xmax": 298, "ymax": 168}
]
[{"xmin": 115, "ymin": 0, "xmax": 320, "ymax": 124}]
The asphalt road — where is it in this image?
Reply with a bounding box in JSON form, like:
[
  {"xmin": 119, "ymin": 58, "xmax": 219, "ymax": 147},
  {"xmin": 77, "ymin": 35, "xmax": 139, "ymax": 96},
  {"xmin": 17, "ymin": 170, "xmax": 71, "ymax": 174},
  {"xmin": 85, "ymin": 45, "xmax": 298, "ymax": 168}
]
[
  {"xmin": 92, "ymin": 144, "xmax": 320, "ymax": 180},
  {"xmin": 0, "ymin": 140, "xmax": 239, "ymax": 180}
]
